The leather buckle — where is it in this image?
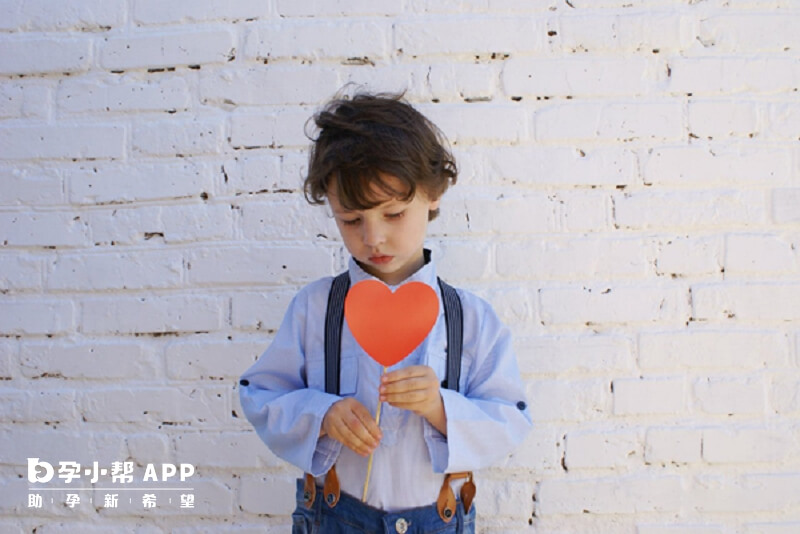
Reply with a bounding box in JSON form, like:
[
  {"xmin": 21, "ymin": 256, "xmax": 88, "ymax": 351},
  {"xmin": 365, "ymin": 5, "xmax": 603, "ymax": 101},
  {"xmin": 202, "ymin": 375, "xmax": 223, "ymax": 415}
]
[
  {"xmin": 323, "ymin": 464, "xmax": 340, "ymax": 508},
  {"xmin": 437, "ymin": 472, "xmax": 474, "ymax": 522}
]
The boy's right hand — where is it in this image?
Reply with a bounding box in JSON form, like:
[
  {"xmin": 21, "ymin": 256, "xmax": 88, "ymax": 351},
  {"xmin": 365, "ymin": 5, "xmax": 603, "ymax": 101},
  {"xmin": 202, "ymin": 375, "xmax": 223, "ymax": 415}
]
[{"xmin": 321, "ymin": 397, "xmax": 382, "ymax": 457}]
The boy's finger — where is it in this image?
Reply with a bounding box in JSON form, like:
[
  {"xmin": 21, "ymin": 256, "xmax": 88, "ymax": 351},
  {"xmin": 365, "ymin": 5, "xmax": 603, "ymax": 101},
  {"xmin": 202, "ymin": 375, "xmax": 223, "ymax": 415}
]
[{"xmin": 382, "ymin": 365, "xmax": 430, "ymax": 383}]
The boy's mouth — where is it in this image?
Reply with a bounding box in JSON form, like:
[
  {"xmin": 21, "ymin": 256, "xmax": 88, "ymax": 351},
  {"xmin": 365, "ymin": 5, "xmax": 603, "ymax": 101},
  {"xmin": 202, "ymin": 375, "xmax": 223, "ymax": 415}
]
[{"xmin": 368, "ymin": 254, "xmax": 393, "ymax": 265}]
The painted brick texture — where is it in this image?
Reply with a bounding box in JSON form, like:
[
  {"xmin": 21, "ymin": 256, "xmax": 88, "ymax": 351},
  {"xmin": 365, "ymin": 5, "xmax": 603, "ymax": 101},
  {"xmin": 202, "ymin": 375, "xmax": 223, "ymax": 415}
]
[{"xmin": 1, "ymin": 1, "xmax": 798, "ymax": 532}]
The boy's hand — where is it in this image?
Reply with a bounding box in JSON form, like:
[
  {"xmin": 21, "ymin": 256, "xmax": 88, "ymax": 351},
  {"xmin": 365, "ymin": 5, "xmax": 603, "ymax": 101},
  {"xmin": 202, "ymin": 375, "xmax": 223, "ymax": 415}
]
[
  {"xmin": 321, "ymin": 397, "xmax": 382, "ymax": 457},
  {"xmin": 380, "ymin": 365, "xmax": 447, "ymax": 435}
]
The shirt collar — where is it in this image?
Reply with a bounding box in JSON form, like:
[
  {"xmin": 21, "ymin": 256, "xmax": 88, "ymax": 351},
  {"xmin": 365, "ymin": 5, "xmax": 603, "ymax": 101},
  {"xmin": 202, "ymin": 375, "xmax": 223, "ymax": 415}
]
[{"xmin": 347, "ymin": 248, "xmax": 437, "ymax": 289}]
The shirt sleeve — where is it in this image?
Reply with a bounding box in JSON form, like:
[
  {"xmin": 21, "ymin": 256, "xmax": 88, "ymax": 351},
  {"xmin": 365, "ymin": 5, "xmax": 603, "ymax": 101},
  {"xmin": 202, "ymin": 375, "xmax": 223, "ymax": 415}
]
[
  {"xmin": 238, "ymin": 286, "xmax": 343, "ymax": 476},
  {"xmin": 425, "ymin": 292, "xmax": 533, "ymax": 473}
]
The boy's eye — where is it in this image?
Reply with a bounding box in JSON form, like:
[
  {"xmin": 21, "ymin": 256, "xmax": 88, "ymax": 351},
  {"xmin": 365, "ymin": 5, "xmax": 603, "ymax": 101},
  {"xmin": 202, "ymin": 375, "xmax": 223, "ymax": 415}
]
[
  {"xmin": 341, "ymin": 217, "xmax": 361, "ymax": 226},
  {"xmin": 386, "ymin": 211, "xmax": 405, "ymax": 220}
]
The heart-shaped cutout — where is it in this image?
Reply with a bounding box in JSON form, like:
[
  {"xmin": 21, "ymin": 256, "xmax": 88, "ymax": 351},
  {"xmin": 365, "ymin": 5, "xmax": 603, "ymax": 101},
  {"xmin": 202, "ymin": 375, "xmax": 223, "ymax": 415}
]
[{"xmin": 344, "ymin": 280, "xmax": 439, "ymax": 367}]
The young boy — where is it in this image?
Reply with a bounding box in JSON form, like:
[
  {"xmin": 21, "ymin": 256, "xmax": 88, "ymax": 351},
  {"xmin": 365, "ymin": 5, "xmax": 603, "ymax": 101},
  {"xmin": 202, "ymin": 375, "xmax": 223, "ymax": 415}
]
[{"xmin": 239, "ymin": 92, "xmax": 531, "ymax": 533}]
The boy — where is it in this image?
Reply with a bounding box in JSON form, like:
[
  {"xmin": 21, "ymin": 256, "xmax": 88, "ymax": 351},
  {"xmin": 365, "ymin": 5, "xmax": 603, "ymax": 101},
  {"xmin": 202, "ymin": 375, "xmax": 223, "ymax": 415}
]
[{"xmin": 239, "ymin": 92, "xmax": 532, "ymax": 533}]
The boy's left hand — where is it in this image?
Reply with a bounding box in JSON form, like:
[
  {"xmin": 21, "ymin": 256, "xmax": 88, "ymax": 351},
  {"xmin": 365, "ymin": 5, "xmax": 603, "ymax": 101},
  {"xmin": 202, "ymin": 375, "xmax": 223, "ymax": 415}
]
[{"xmin": 380, "ymin": 365, "xmax": 447, "ymax": 435}]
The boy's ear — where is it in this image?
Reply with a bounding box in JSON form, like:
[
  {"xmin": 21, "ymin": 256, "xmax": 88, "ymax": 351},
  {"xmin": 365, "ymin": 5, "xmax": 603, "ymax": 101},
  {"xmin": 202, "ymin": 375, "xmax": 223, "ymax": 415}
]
[{"xmin": 428, "ymin": 197, "xmax": 441, "ymax": 211}]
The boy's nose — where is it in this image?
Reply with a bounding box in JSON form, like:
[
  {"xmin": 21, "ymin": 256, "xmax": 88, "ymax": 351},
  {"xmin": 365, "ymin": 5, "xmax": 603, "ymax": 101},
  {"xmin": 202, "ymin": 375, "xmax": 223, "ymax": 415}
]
[{"xmin": 361, "ymin": 220, "xmax": 385, "ymax": 247}]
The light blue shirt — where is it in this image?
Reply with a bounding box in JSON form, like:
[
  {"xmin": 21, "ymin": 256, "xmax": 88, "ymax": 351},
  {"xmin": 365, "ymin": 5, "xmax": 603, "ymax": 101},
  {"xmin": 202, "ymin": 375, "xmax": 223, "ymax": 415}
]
[{"xmin": 239, "ymin": 253, "xmax": 532, "ymax": 511}]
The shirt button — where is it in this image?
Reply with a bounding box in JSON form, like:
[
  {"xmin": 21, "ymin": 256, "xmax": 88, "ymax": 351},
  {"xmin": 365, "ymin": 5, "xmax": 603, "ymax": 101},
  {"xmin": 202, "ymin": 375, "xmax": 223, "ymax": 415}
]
[
  {"xmin": 395, "ymin": 518, "xmax": 409, "ymax": 533},
  {"xmin": 516, "ymin": 400, "xmax": 527, "ymax": 411}
]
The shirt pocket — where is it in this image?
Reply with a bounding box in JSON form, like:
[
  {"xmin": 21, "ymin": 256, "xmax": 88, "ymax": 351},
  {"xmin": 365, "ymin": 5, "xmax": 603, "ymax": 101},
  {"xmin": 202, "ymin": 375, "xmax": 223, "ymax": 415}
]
[{"xmin": 339, "ymin": 354, "xmax": 358, "ymax": 396}]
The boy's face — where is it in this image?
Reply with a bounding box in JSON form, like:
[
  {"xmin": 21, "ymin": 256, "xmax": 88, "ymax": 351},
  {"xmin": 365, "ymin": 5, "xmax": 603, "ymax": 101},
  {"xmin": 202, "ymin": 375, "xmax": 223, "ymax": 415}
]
[{"xmin": 328, "ymin": 174, "xmax": 440, "ymax": 286}]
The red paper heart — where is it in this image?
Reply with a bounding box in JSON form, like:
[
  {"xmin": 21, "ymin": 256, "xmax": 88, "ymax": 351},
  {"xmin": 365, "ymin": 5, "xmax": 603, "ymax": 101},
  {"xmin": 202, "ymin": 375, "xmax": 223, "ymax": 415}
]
[{"xmin": 344, "ymin": 280, "xmax": 439, "ymax": 367}]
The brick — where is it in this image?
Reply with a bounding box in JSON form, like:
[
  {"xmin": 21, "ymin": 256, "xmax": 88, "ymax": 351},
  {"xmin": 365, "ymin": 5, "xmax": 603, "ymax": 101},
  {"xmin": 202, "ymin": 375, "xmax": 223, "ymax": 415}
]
[
  {"xmin": 698, "ymin": 14, "xmax": 800, "ymax": 53},
  {"xmin": 497, "ymin": 237, "xmax": 649, "ymax": 280},
  {"xmin": 239, "ymin": 474, "xmax": 298, "ymax": 515},
  {"xmin": 559, "ymin": 191, "xmax": 613, "ymax": 233},
  {"xmin": 199, "ymin": 66, "xmax": 340, "ymax": 107},
  {"xmin": 0, "ymin": 124, "xmax": 125, "ymax": 161},
  {"xmin": 47, "ymin": 250, "xmax": 183, "ymax": 291},
  {"xmin": 87, "ymin": 203, "xmax": 234, "ymax": 246},
  {"xmin": 744, "ymin": 523, "xmax": 800, "ymax": 534},
  {"xmin": 276, "ymin": 0, "xmax": 405, "ymax": 16},
  {"xmin": 0, "ymin": 254, "xmax": 44, "ymax": 291},
  {"xmin": 396, "ymin": 16, "xmax": 541, "ymax": 56},
  {"xmin": 58, "ymin": 75, "xmax": 191, "ymax": 114},
  {"xmin": 0, "ymin": 165, "xmax": 64, "ymax": 206},
  {"xmin": 639, "ymin": 331, "xmax": 789, "ymax": 371},
  {"xmin": 515, "ymin": 334, "xmax": 635, "ymax": 376},
  {"xmin": 0, "ymin": 429, "xmax": 126, "ymax": 465},
  {"xmin": 245, "ymin": 20, "xmax": 390, "ymax": 60},
  {"xmin": 476, "ymin": 477, "xmax": 534, "ymax": 519},
  {"xmin": 670, "ymin": 58, "xmax": 800, "ymax": 95},
  {"xmin": 125, "ymin": 432, "xmax": 170, "ymax": 463},
  {"xmin": 230, "ymin": 108, "xmax": 311, "ymax": 148},
  {"xmin": 186, "ymin": 245, "xmax": 333, "ymax": 286},
  {"xmin": 0, "ymin": 80, "xmax": 52, "ymax": 120},
  {"xmin": 765, "ymin": 101, "xmax": 800, "ymax": 140},
  {"xmin": 645, "ymin": 427, "xmax": 702, "ymax": 465},
  {"xmin": 612, "ymin": 376, "xmax": 686, "ymax": 416},
  {"xmin": 484, "ymin": 286, "xmax": 537, "ymax": 326},
  {"xmin": 134, "ymin": 0, "xmax": 268, "ymax": 24},
  {"xmin": 693, "ymin": 376, "xmax": 767, "ymax": 416},
  {"xmin": 691, "ymin": 473, "xmax": 800, "ymax": 513},
  {"xmin": 537, "ymin": 475, "xmax": 683, "ymax": 515},
  {"xmin": 726, "ymin": 234, "xmax": 799, "ymax": 277},
  {"xmin": 0, "ymin": 339, "xmax": 16, "ymax": 379},
  {"xmin": 772, "ymin": 189, "xmax": 800, "ymax": 225},
  {"xmin": 101, "ymin": 30, "xmax": 236, "ymax": 70},
  {"xmin": 421, "ymin": 103, "xmax": 528, "ymax": 145},
  {"xmin": 465, "ymin": 193, "xmax": 556, "ymax": 234},
  {"xmin": 771, "ymin": 368, "xmax": 800, "ymax": 414},
  {"xmin": 20, "ymin": 340, "xmax": 158, "ymax": 380},
  {"xmin": 0, "ymin": 37, "xmax": 91, "ymax": 75},
  {"xmin": 556, "ymin": 13, "xmax": 692, "ymax": 54},
  {"xmin": 0, "ymin": 210, "xmax": 90, "ymax": 248},
  {"xmin": 81, "ymin": 295, "xmax": 225, "ymax": 335},
  {"xmin": 504, "ymin": 57, "xmax": 655, "ymax": 98},
  {"xmin": 486, "ymin": 146, "xmax": 637, "ymax": 187},
  {"xmin": 0, "ymin": 390, "xmax": 77, "ymax": 423},
  {"xmin": 434, "ymin": 240, "xmax": 492, "ymax": 282},
  {"xmin": 525, "ymin": 378, "xmax": 610, "ymax": 422},
  {"xmin": 702, "ymin": 427, "xmax": 797, "ymax": 464},
  {"xmin": 80, "ymin": 386, "xmax": 228, "ymax": 424},
  {"xmin": 239, "ymin": 199, "xmax": 338, "ymax": 241},
  {"xmin": 638, "ymin": 526, "xmax": 724, "ymax": 534},
  {"xmin": 692, "ymin": 283, "xmax": 800, "ymax": 322},
  {"xmin": 0, "ymin": 0, "xmax": 125, "ymax": 31},
  {"xmin": 225, "ymin": 155, "xmax": 283, "ymax": 195},
  {"xmin": 0, "ymin": 300, "xmax": 75, "ymax": 335},
  {"xmin": 540, "ymin": 285, "xmax": 686, "ymax": 326},
  {"xmin": 501, "ymin": 426, "xmax": 562, "ymax": 471},
  {"xmin": 428, "ymin": 62, "xmax": 496, "ymax": 102},
  {"xmin": 565, "ymin": 430, "xmax": 642, "ymax": 470},
  {"xmin": 174, "ymin": 431, "xmax": 282, "ymax": 468},
  {"xmin": 688, "ymin": 100, "xmax": 759, "ymax": 140},
  {"xmin": 643, "ymin": 146, "xmax": 791, "ymax": 186},
  {"xmin": 535, "ymin": 101, "xmax": 683, "ymax": 143},
  {"xmin": 231, "ymin": 291, "xmax": 295, "ymax": 332},
  {"xmin": 654, "ymin": 236, "xmax": 724, "ymax": 278},
  {"xmin": 133, "ymin": 117, "xmax": 225, "ymax": 157},
  {"xmin": 614, "ymin": 190, "xmax": 767, "ymax": 230},
  {"xmin": 67, "ymin": 161, "xmax": 215, "ymax": 205},
  {"xmin": 165, "ymin": 337, "xmax": 263, "ymax": 380}
]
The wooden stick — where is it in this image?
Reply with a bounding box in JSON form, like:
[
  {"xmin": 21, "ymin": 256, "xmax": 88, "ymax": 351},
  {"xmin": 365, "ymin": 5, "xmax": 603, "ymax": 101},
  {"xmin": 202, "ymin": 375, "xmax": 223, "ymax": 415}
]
[{"xmin": 362, "ymin": 366, "xmax": 386, "ymax": 502}]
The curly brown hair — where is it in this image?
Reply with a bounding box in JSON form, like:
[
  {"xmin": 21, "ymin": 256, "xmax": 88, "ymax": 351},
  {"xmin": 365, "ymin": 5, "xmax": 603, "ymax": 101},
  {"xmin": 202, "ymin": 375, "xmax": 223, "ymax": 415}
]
[{"xmin": 303, "ymin": 92, "xmax": 457, "ymax": 220}]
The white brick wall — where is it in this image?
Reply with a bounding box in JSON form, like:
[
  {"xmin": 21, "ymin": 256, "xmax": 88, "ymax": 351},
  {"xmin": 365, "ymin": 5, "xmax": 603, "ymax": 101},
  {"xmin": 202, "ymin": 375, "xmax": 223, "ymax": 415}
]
[{"xmin": 1, "ymin": 1, "xmax": 798, "ymax": 532}]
